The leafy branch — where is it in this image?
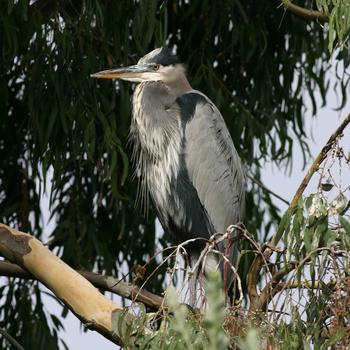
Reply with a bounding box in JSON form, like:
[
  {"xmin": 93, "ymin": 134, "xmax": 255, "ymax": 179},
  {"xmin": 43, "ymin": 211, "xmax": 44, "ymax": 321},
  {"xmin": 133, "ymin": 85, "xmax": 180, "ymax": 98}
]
[
  {"xmin": 276, "ymin": 111, "xmax": 350, "ymax": 244},
  {"xmin": 248, "ymin": 111, "xmax": 350, "ymax": 310},
  {"xmin": 277, "ymin": 0, "xmax": 328, "ymax": 23},
  {"xmin": 277, "ymin": 0, "xmax": 350, "ymax": 52}
]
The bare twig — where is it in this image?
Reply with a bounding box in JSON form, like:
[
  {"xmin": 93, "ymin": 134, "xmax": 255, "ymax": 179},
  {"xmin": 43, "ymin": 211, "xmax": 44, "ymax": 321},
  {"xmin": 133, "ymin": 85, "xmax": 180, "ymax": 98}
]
[
  {"xmin": 211, "ymin": 248, "xmax": 244, "ymax": 304},
  {"xmin": 0, "ymin": 260, "xmax": 163, "ymax": 310},
  {"xmin": 276, "ymin": 0, "xmax": 328, "ymax": 23},
  {"xmin": 247, "ymin": 174, "xmax": 289, "ymax": 205},
  {"xmin": 254, "ymin": 263, "xmax": 296, "ymax": 310},
  {"xmin": 275, "ymin": 279, "xmax": 336, "ymax": 291},
  {"xmin": 0, "ymin": 328, "xmax": 24, "ymax": 350}
]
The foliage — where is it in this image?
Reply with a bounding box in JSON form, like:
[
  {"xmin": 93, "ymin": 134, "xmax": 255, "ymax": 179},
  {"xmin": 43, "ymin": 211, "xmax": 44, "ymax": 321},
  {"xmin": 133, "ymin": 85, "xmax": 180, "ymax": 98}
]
[
  {"xmin": 0, "ymin": 0, "xmax": 350, "ymax": 348},
  {"xmin": 118, "ymin": 272, "xmax": 230, "ymax": 349},
  {"xmin": 0, "ymin": 280, "xmax": 67, "ymax": 350},
  {"xmin": 117, "ymin": 137, "xmax": 350, "ymax": 349},
  {"xmin": 315, "ymin": 0, "xmax": 350, "ymax": 52}
]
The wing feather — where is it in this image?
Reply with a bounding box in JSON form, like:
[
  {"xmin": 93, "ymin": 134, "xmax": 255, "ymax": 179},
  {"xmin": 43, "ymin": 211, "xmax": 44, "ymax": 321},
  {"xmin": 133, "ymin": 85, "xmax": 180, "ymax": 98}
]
[{"xmin": 180, "ymin": 91, "xmax": 245, "ymax": 234}]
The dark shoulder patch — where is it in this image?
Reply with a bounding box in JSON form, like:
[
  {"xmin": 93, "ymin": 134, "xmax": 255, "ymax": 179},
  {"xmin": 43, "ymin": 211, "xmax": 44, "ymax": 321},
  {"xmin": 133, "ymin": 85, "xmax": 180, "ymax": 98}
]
[{"xmin": 176, "ymin": 93, "xmax": 207, "ymax": 124}]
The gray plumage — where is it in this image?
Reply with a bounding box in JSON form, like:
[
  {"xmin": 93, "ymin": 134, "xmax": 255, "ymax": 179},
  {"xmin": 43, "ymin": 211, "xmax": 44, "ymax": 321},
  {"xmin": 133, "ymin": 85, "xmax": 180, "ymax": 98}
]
[{"xmin": 91, "ymin": 47, "xmax": 245, "ymax": 286}]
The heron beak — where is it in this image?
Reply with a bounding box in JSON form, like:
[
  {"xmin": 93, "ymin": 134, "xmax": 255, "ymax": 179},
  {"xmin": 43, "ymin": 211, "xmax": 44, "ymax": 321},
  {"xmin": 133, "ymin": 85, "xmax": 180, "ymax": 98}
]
[{"xmin": 90, "ymin": 64, "xmax": 151, "ymax": 80}]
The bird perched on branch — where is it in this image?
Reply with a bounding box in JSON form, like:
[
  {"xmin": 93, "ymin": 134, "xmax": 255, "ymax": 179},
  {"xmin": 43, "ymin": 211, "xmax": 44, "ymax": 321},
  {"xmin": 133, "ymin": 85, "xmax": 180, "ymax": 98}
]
[{"xmin": 91, "ymin": 47, "xmax": 245, "ymax": 294}]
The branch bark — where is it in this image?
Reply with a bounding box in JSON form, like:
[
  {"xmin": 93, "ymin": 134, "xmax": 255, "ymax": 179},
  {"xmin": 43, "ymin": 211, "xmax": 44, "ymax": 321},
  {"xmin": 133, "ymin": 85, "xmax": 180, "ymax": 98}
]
[
  {"xmin": 0, "ymin": 328, "xmax": 24, "ymax": 350},
  {"xmin": 247, "ymin": 112, "xmax": 350, "ymax": 311},
  {"xmin": 251, "ymin": 263, "xmax": 296, "ymax": 310},
  {"xmin": 277, "ymin": 0, "xmax": 328, "ymax": 23},
  {"xmin": 0, "ymin": 260, "xmax": 163, "ymax": 310},
  {"xmin": 0, "ymin": 223, "xmax": 143, "ymax": 346},
  {"xmin": 247, "ymin": 174, "xmax": 289, "ymax": 205}
]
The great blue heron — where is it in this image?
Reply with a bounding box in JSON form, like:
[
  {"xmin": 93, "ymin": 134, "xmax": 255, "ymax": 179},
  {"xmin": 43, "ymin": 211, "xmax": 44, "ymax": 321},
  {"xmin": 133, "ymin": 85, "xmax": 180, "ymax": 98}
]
[{"xmin": 91, "ymin": 47, "xmax": 245, "ymax": 292}]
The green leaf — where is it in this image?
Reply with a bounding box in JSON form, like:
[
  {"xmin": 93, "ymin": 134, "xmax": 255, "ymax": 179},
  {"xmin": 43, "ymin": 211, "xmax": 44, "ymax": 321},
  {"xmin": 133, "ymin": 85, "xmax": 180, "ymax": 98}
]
[
  {"xmin": 328, "ymin": 8, "xmax": 337, "ymax": 53},
  {"xmin": 61, "ymin": 306, "xmax": 69, "ymax": 318},
  {"xmin": 118, "ymin": 145, "xmax": 129, "ymax": 186},
  {"xmin": 304, "ymin": 227, "xmax": 313, "ymax": 252},
  {"xmin": 45, "ymin": 107, "xmax": 58, "ymax": 144},
  {"xmin": 305, "ymin": 195, "xmax": 314, "ymax": 210},
  {"xmin": 107, "ymin": 150, "xmax": 118, "ymax": 180},
  {"xmin": 339, "ymin": 216, "xmax": 350, "ymax": 236},
  {"xmin": 323, "ymin": 229, "xmax": 337, "ymax": 247},
  {"xmin": 321, "ymin": 183, "xmax": 333, "ymax": 191},
  {"xmin": 239, "ymin": 328, "xmax": 261, "ymax": 350}
]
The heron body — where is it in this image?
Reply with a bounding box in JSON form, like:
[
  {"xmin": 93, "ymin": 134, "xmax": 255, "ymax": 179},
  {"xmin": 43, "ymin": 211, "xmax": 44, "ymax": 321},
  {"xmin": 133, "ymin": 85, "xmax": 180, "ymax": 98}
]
[{"xmin": 92, "ymin": 47, "xmax": 245, "ymax": 283}]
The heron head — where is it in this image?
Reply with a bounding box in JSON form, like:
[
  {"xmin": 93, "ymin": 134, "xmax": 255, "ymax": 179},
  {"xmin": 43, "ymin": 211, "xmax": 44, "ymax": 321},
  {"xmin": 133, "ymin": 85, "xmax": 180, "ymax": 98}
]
[{"xmin": 91, "ymin": 47, "xmax": 184, "ymax": 83}]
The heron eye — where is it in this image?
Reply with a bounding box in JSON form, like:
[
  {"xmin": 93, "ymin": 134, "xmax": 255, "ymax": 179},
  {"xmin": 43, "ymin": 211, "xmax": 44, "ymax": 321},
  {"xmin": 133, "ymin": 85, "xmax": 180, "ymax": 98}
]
[{"xmin": 152, "ymin": 64, "xmax": 160, "ymax": 71}]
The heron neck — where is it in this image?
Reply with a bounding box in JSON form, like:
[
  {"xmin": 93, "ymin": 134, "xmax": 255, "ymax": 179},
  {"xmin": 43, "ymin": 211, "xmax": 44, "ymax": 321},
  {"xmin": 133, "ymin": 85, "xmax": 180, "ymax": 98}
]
[{"xmin": 165, "ymin": 74, "xmax": 192, "ymax": 97}]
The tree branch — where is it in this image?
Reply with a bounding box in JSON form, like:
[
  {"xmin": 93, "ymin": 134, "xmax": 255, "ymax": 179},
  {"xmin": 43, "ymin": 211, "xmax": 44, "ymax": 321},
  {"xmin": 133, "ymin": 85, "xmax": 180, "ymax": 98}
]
[
  {"xmin": 0, "ymin": 328, "xmax": 24, "ymax": 350},
  {"xmin": 277, "ymin": 0, "xmax": 328, "ymax": 23},
  {"xmin": 275, "ymin": 278, "xmax": 336, "ymax": 291},
  {"xmin": 0, "ymin": 260, "xmax": 163, "ymax": 310},
  {"xmin": 0, "ymin": 223, "xmax": 145, "ymax": 346},
  {"xmin": 253, "ymin": 263, "xmax": 296, "ymax": 310}
]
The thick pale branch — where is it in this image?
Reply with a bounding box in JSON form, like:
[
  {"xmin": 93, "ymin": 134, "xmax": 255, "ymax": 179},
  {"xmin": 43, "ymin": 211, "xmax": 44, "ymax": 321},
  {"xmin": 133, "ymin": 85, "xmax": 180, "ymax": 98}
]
[
  {"xmin": 0, "ymin": 260, "xmax": 163, "ymax": 310},
  {"xmin": 0, "ymin": 223, "xmax": 140, "ymax": 346},
  {"xmin": 277, "ymin": 0, "xmax": 328, "ymax": 23}
]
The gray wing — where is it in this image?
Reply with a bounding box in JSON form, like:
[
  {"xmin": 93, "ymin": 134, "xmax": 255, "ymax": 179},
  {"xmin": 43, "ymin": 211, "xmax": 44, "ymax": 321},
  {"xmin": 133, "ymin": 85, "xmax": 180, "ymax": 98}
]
[{"xmin": 178, "ymin": 91, "xmax": 245, "ymax": 234}]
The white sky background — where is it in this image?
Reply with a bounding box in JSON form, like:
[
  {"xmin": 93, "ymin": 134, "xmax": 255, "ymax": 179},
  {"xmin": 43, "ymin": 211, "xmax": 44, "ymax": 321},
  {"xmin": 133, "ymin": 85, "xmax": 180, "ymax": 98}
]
[{"xmin": 20, "ymin": 60, "xmax": 350, "ymax": 349}]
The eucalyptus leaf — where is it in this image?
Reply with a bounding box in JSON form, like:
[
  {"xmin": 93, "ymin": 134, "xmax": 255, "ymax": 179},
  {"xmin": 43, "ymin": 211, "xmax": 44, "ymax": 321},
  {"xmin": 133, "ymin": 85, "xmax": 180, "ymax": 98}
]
[
  {"xmin": 339, "ymin": 216, "xmax": 350, "ymax": 237},
  {"xmin": 321, "ymin": 183, "xmax": 334, "ymax": 191}
]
